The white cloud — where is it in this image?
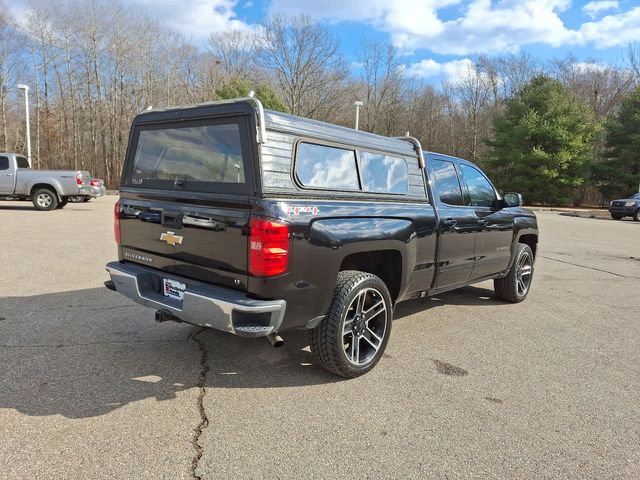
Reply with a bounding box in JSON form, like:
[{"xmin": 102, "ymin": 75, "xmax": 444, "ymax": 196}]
[
  {"xmin": 5, "ymin": 0, "xmax": 253, "ymax": 44},
  {"xmin": 582, "ymin": 1, "xmax": 619, "ymax": 19},
  {"xmin": 269, "ymin": 0, "xmax": 640, "ymax": 55},
  {"xmin": 4, "ymin": 0, "xmax": 29, "ymax": 26},
  {"xmin": 268, "ymin": 0, "xmax": 457, "ymax": 44},
  {"xmin": 578, "ymin": 6, "xmax": 640, "ymax": 49},
  {"xmin": 572, "ymin": 61, "xmax": 609, "ymax": 73},
  {"xmin": 126, "ymin": 0, "xmax": 252, "ymax": 43},
  {"xmin": 425, "ymin": 0, "xmax": 577, "ymax": 54},
  {"xmin": 405, "ymin": 58, "xmax": 474, "ymax": 82}
]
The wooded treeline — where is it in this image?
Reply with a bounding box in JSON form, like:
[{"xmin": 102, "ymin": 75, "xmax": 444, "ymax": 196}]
[{"xmin": 1, "ymin": 0, "xmax": 639, "ymax": 204}]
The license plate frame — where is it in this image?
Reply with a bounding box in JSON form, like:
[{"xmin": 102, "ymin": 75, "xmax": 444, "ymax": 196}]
[{"xmin": 162, "ymin": 278, "xmax": 186, "ymax": 301}]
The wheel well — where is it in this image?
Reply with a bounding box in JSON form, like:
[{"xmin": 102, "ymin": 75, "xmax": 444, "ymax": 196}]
[
  {"xmin": 30, "ymin": 184, "xmax": 58, "ymax": 198},
  {"xmin": 339, "ymin": 250, "xmax": 402, "ymax": 302},
  {"xmin": 519, "ymin": 234, "xmax": 538, "ymax": 258}
]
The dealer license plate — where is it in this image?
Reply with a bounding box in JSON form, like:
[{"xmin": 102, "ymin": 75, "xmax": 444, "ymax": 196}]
[{"xmin": 163, "ymin": 278, "xmax": 186, "ymax": 301}]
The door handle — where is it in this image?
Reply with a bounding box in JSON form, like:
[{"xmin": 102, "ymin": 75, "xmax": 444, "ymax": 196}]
[
  {"xmin": 476, "ymin": 218, "xmax": 489, "ymax": 226},
  {"xmin": 441, "ymin": 218, "xmax": 458, "ymax": 229},
  {"xmin": 2, "ymin": 173, "xmax": 13, "ymax": 176}
]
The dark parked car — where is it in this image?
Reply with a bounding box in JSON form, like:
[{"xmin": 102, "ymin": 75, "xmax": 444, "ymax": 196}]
[
  {"xmin": 105, "ymin": 97, "xmax": 539, "ymax": 377},
  {"xmin": 609, "ymin": 193, "xmax": 640, "ymax": 221}
]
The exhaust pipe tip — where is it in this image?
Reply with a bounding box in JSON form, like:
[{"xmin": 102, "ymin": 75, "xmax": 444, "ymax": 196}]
[
  {"xmin": 266, "ymin": 333, "xmax": 284, "ymax": 348},
  {"xmin": 155, "ymin": 310, "xmax": 182, "ymax": 323}
]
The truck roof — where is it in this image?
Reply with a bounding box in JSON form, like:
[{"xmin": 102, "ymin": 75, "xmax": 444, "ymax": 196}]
[
  {"xmin": 263, "ymin": 109, "xmax": 417, "ymax": 158},
  {"xmin": 134, "ymin": 98, "xmax": 419, "ymax": 159}
]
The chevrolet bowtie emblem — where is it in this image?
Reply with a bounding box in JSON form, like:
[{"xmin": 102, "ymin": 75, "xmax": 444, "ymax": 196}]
[{"xmin": 160, "ymin": 231, "xmax": 183, "ymax": 246}]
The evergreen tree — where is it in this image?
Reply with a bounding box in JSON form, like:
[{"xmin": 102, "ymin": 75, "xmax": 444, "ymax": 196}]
[
  {"xmin": 484, "ymin": 76, "xmax": 598, "ymax": 205},
  {"xmin": 216, "ymin": 77, "xmax": 290, "ymax": 113},
  {"xmin": 595, "ymin": 87, "xmax": 640, "ymax": 198}
]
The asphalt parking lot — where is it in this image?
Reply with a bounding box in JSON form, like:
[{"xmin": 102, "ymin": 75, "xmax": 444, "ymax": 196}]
[{"xmin": 1, "ymin": 197, "xmax": 638, "ymax": 479}]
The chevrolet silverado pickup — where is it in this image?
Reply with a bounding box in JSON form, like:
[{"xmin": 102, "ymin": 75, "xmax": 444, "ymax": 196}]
[
  {"xmin": 105, "ymin": 97, "xmax": 539, "ymax": 377},
  {"xmin": 0, "ymin": 153, "xmax": 93, "ymax": 210}
]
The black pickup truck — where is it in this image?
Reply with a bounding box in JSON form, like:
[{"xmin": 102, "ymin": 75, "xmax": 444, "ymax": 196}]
[{"xmin": 106, "ymin": 98, "xmax": 538, "ymax": 377}]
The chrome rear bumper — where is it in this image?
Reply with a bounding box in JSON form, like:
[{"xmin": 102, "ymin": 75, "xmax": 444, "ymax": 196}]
[{"xmin": 105, "ymin": 261, "xmax": 286, "ymax": 337}]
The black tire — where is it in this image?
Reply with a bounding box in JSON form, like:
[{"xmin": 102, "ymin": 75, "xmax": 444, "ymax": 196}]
[
  {"xmin": 82, "ymin": 197, "xmax": 92, "ymax": 202},
  {"xmin": 611, "ymin": 214, "xmax": 623, "ymax": 220},
  {"xmin": 310, "ymin": 270, "xmax": 392, "ymax": 378},
  {"xmin": 32, "ymin": 188, "xmax": 59, "ymax": 211},
  {"xmin": 634, "ymin": 209, "xmax": 640, "ymax": 222},
  {"xmin": 494, "ymin": 243, "xmax": 534, "ymax": 303},
  {"xmin": 56, "ymin": 198, "xmax": 69, "ymax": 209},
  {"xmin": 68, "ymin": 196, "xmax": 83, "ymax": 203}
]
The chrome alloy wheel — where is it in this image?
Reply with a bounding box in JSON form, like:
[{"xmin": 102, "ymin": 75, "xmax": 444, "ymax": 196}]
[
  {"xmin": 36, "ymin": 193, "xmax": 53, "ymax": 208},
  {"xmin": 342, "ymin": 287, "xmax": 389, "ymax": 366},
  {"xmin": 516, "ymin": 252, "xmax": 533, "ymax": 296}
]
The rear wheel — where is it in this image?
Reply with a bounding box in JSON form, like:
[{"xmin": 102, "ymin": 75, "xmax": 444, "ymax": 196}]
[
  {"xmin": 310, "ymin": 270, "xmax": 392, "ymax": 378},
  {"xmin": 494, "ymin": 243, "xmax": 534, "ymax": 303},
  {"xmin": 32, "ymin": 188, "xmax": 58, "ymax": 211},
  {"xmin": 634, "ymin": 209, "xmax": 640, "ymax": 222},
  {"xmin": 611, "ymin": 214, "xmax": 623, "ymax": 220},
  {"xmin": 82, "ymin": 197, "xmax": 92, "ymax": 202},
  {"xmin": 68, "ymin": 196, "xmax": 84, "ymax": 203}
]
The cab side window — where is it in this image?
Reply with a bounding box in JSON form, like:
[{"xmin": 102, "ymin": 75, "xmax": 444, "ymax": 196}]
[
  {"xmin": 15, "ymin": 156, "xmax": 30, "ymax": 168},
  {"xmin": 0, "ymin": 157, "xmax": 8, "ymax": 170},
  {"xmin": 431, "ymin": 159, "xmax": 464, "ymax": 205},
  {"xmin": 459, "ymin": 164, "xmax": 496, "ymax": 208}
]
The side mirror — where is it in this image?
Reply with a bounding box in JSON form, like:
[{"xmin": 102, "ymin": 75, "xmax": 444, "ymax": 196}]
[{"xmin": 503, "ymin": 192, "xmax": 523, "ymax": 207}]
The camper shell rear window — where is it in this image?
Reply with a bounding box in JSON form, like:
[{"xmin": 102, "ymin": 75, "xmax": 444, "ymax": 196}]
[{"xmin": 122, "ymin": 116, "xmax": 254, "ymax": 194}]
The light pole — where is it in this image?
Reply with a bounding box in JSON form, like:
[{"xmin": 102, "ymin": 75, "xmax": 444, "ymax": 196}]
[
  {"xmin": 17, "ymin": 84, "xmax": 32, "ymax": 167},
  {"xmin": 354, "ymin": 100, "xmax": 363, "ymax": 130}
]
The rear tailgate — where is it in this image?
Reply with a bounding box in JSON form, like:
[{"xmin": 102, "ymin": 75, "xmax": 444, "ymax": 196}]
[{"xmin": 117, "ymin": 104, "xmax": 258, "ymax": 291}]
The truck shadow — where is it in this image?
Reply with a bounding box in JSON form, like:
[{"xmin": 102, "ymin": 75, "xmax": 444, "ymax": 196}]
[
  {"xmin": 0, "ymin": 284, "xmax": 500, "ymax": 419},
  {"xmin": 0, "ymin": 204, "xmax": 37, "ymax": 211},
  {"xmin": 395, "ymin": 285, "xmax": 502, "ymax": 320}
]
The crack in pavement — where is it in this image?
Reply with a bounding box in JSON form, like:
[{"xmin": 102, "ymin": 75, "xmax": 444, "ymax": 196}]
[
  {"xmin": 190, "ymin": 328, "xmax": 210, "ymax": 480},
  {"xmin": 542, "ymin": 255, "xmax": 640, "ymax": 279},
  {"xmin": 0, "ymin": 339, "xmax": 184, "ymax": 349}
]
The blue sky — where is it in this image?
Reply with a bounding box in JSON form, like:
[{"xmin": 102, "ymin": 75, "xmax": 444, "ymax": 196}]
[{"xmin": 8, "ymin": 0, "xmax": 640, "ymax": 83}]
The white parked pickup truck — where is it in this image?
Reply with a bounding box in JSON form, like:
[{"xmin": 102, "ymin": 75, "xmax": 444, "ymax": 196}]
[{"xmin": 0, "ymin": 153, "xmax": 93, "ymax": 210}]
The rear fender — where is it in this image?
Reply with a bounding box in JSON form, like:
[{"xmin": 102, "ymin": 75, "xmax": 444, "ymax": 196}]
[
  {"xmin": 309, "ymin": 217, "xmax": 416, "ymax": 310},
  {"xmin": 28, "ymin": 180, "xmax": 64, "ymax": 200}
]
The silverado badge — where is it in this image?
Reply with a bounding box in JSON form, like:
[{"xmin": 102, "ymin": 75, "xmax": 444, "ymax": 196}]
[{"xmin": 160, "ymin": 231, "xmax": 183, "ymax": 246}]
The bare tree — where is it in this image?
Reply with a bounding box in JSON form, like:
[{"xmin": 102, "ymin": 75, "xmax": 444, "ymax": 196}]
[
  {"xmin": 551, "ymin": 56, "xmax": 635, "ymax": 120},
  {"xmin": 208, "ymin": 30, "xmax": 258, "ymax": 82},
  {"xmin": 627, "ymin": 42, "xmax": 640, "ymax": 83},
  {"xmin": 355, "ymin": 39, "xmax": 405, "ymax": 135},
  {"xmin": 256, "ymin": 15, "xmax": 347, "ymax": 118},
  {"xmin": 0, "ymin": 5, "xmax": 26, "ymax": 153},
  {"xmin": 445, "ymin": 61, "xmax": 494, "ymax": 162}
]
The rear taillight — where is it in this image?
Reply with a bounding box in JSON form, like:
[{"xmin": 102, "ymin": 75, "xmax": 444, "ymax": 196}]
[
  {"xmin": 114, "ymin": 200, "xmax": 121, "ymax": 246},
  {"xmin": 76, "ymin": 172, "xmax": 83, "ymax": 185},
  {"xmin": 90, "ymin": 179, "xmax": 100, "ymax": 187},
  {"xmin": 249, "ymin": 217, "xmax": 290, "ymax": 277}
]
